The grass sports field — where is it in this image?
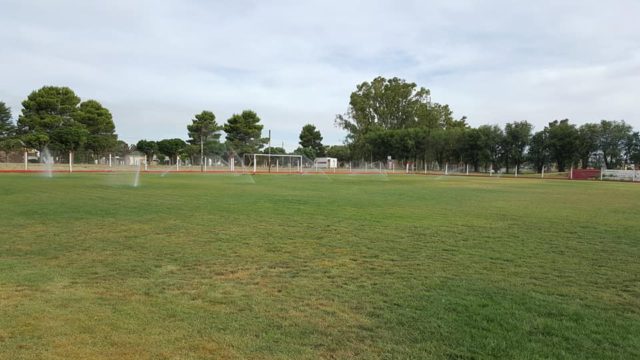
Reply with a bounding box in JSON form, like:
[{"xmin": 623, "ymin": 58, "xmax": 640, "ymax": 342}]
[{"xmin": 0, "ymin": 173, "xmax": 638, "ymax": 359}]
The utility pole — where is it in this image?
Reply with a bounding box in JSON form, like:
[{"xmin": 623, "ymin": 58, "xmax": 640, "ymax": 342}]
[
  {"xmin": 268, "ymin": 129, "xmax": 272, "ymax": 173},
  {"xmin": 200, "ymin": 134, "xmax": 204, "ymax": 172}
]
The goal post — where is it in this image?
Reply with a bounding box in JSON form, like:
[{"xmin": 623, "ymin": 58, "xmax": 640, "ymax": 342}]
[{"xmin": 246, "ymin": 154, "xmax": 302, "ymax": 173}]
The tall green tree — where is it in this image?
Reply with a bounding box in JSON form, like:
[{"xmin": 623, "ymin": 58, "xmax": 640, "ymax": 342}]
[
  {"xmin": 577, "ymin": 123, "xmax": 601, "ymax": 168},
  {"xmin": 136, "ymin": 140, "xmax": 158, "ymax": 164},
  {"xmin": 157, "ymin": 138, "xmax": 187, "ymax": 165},
  {"xmin": 262, "ymin": 146, "xmax": 286, "ymax": 155},
  {"xmin": 598, "ymin": 120, "xmax": 632, "ymax": 169},
  {"xmin": 477, "ymin": 125, "xmax": 504, "ymax": 172},
  {"xmin": 17, "ymin": 86, "xmax": 81, "ymax": 150},
  {"xmin": 187, "ymin": 110, "xmax": 222, "ymax": 171},
  {"xmin": 0, "ymin": 101, "xmax": 14, "ymax": 139},
  {"xmin": 0, "ymin": 102, "xmax": 20, "ymax": 161},
  {"xmin": 418, "ymin": 103, "xmax": 468, "ymax": 130},
  {"xmin": 293, "ymin": 146, "xmax": 317, "ymax": 160},
  {"xmin": 336, "ymin": 77, "xmax": 430, "ymax": 134},
  {"xmin": 460, "ymin": 128, "xmax": 485, "ymax": 172},
  {"xmin": 503, "ymin": 121, "xmax": 532, "ymax": 173},
  {"xmin": 114, "ymin": 140, "xmax": 133, "ymax": 158},
  {"xmin": 627, "ymin": 132, "xmax": 640, "ymax": 166},
  {"xmin": 326, "ymin": 145, "xmax": 351, "ymax": 163},
  {"xmin": 50, "ymin": 120, "xmax": 89, "ymax": 167},
  {"xmin": 0, "ymin": 138, "xmax": 23, "ymax": 162},
  {"xmin": 336, "ymin": 76, "xmax": 465, "ymax": 159},
  {"xmin": 223, "ymin": 110, "xmax": 266, "ymax": 159},
  {"xmin": 546, "ymin": 119, "xmax": 578, "ymax": 172},
  {"xmin": 298, "ymin": 124, "xmax": 324, "ymax": 159},
  {"xmin": 74, "ymin": 100, "xmax": 117, "ymax": 158},
  {"xmin": 528, "ymin": 130, "xmax": 549, "ymax": 173}
]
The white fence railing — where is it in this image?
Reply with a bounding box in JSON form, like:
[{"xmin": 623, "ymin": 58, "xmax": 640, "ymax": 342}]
[{"xmin": 601, "ymin": 169, "xmax": 640, "ymax": 182}]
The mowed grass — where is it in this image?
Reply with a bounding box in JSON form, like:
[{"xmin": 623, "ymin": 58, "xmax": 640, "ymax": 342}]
[{"xmin": 0, "ymin": 172, "xmax": 639, "ymax": 359}]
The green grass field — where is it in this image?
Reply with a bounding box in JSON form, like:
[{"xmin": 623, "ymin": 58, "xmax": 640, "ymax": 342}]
[{"xmin": 0, "ymin": 173, "xmax": 638, "ymax": 359}]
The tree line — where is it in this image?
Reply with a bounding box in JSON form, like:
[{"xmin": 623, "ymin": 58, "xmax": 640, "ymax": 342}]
[
  {"xmin": 0, "ymin": 87, "xmax": 117, "ymax": 163},
  {"xmin": 0, "ymin": 86, "xmax": 331, "ymax": 168},
  {"xmin": 2, "ymin": 81, "xmax": 639, "ymax": 172},
  {"xmin": 334, "ymin": 76, "xmax": 640, "ymax": 171}
]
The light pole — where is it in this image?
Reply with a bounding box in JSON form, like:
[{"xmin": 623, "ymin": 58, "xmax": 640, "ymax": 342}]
[
  {"xmin": 200, "ymin": 135, "xmax": 204, "ymax": 172},
  {"xmin": 268, "ymin": 129, "xmax": 272, "ymax": 173}
]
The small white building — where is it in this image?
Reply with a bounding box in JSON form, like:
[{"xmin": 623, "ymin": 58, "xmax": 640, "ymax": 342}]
[
  {"xmin": 314, "ymin": 157, "xmax": 338, "ymax": 169},
  {"xmin": 124, "ymin": 153, "xmax": 146, "ymax": 166}
]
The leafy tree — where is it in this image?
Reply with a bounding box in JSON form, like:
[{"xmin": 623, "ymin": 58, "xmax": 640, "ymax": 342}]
[
  {"xmin": 336, "ymin": 77, "xmax": 429, "ymax": 135},
  {"xmin": 577, "ymin": 123, "xmax": 601, "ymax": 168},
  {"xmin": 326, "ymin": 145, "xmax": 351, "ymax": 162},
  {"xmin": 418, "ymin": 103, "xmax": 468, "ymax": 130},
  {"xmin": 74, "ymin": 100, "xmax": 117, "ymax": 157},
  {"xmin": 598, "ymin": 120, "xmax": 632, "ymax": 169},
  {"xmin": 430, "ymin": 129, "xmax": 448, "ymax": 166},
  {"xmin": 17, "ymin": 86, "xmax": 81, "ymax": 150},
  {"xmin": 136, "ymin": 140, "xmax": 158, "ymax": 164},
  {"xmin": 0, "ymin": 102, "xmax": 20, "ymax": 162},
  {"xmin": 262, "ymin": 146, "xmax": 286, "ymax": 155},
  {"xmin": 528, "ymin": 130, "xmax": 549, "ymax": 173},
  {"xmin": 336, "ymin": 76, "xmax": 465, "ymax": 158},
  {"xmin": 460, "ymin": 128, "xmax": 485, "ymax": 172},
  {"xmin": 503, "ymin": 121, "xmax": 532, "ymax": 173},
  {"xmin": 223, "ymin": 110, "xmax": 266, "ymax": 159},
  {"xmin": 182, "ymin": 144, "xmax": 200, "ymax": 165},
  {"xmin": 546, "ymin": 119, "xmax": 578, "ymax": 172},
  {"xmin": 203, "ymin": 140, "xmax": 225, "ymax": 157},
  {"xmin": 0, "ymin": 101, "xmax": 15, "ymax": 139},
  {"xmin": 627, "ymin": 132, "xmax": 640, "ymax": 166},
  {"xmin": 0, "ymin": 138, "xmax": 23, "ymax": 162},
  {"xmin": 157, "ymin": 138, "xmax": 187, "ymax": 165},
  {"xmin": 444, "ymin": 127, "xmax": 466, "ymax": 164},
  {"xmin": 187, "ymin": 110, "xmax": 222, "ymax": 171},
  {"xmin": 363, "ymin": 128, "xmax": 420, "ymax": 163},
  {"xmin": 298, "ymin": 124, "xmax": 324, "ymax": 159},
  {"xmin": 293, "ymin": 146, "xmax": 317, "ymax": 160},
  {"xmin": 477, "ymin": 125, "xmax": 504, "ymax": 171},
  {"xmin": 114, "ymin": 140, "xmax": 133, "ymax": 157},
  {"xmin": 50, "ymin": 120, "xmax": 89, "ymax": 164}
]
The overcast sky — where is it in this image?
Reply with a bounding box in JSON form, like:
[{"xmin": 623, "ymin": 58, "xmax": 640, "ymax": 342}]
[{"xmin": 1, "ymin": 0, "xmax": 639, "ymax": 150}]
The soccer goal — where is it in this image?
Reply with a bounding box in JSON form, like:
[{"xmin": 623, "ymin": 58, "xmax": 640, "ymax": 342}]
[{"xmin": 246, "ymin": 154, "xmax": 303, "ymax": 173}]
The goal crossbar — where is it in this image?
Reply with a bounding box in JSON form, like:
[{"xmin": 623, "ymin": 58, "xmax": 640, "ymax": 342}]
[{"xmin": 247, "ymin": 153, "xmax": 302, "ymax": 173}]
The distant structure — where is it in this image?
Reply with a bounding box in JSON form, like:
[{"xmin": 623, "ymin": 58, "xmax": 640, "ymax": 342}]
[{"xmin": 314, "ymin": 157, "xmax": 338, "ymax": 169}]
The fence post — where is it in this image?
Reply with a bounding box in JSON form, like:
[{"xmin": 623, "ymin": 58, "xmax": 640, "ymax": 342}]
[{"xmin": 24, "ymin": 151, "xmax": 28, "ymax": 170}]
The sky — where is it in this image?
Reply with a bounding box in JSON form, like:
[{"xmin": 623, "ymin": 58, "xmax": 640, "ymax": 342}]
[{"xmin": 1, "ymin": 0, "xmax": 639, "ymax": 151}]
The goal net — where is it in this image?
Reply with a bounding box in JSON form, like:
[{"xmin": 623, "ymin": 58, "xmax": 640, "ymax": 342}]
[{"xmin": 245, "ymin": 154, "xmax": 303, "ymax": 173}]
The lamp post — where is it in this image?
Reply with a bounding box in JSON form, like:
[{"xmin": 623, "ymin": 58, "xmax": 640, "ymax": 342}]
[{"xmin": 268, "ymin": 129, "xmax": 272, "ymax": 173}]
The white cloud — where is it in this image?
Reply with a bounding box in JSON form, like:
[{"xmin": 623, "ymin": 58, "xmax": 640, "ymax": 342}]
[{"xmin": 1, "ymin": 0, "xmax": 639, "ymax": 149}]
